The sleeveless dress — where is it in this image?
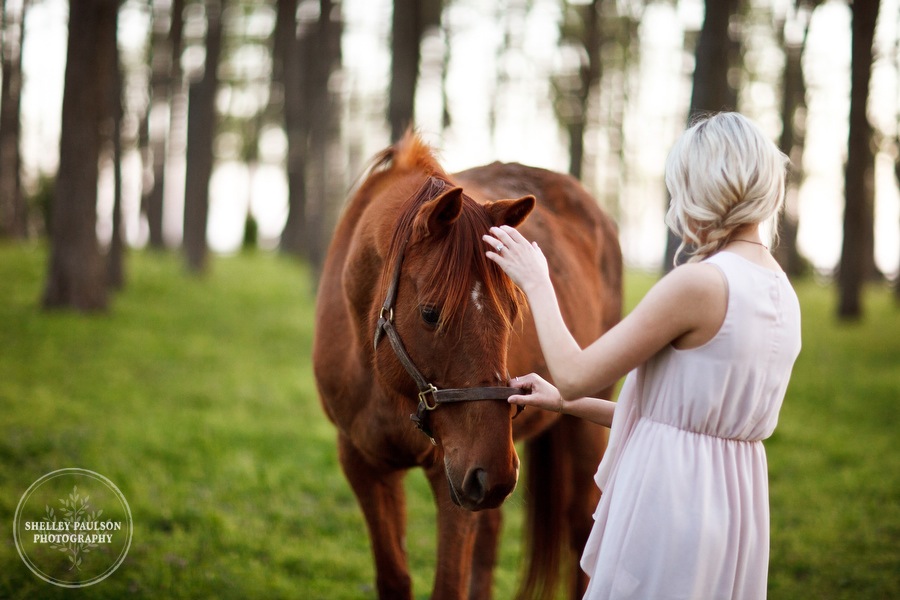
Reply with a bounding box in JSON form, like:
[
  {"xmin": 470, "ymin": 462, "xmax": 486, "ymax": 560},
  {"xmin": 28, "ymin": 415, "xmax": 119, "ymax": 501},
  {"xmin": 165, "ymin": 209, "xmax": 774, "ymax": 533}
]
[{"xmin": 580, "ymin": 251, "xmax": 802, "ymax": 600}]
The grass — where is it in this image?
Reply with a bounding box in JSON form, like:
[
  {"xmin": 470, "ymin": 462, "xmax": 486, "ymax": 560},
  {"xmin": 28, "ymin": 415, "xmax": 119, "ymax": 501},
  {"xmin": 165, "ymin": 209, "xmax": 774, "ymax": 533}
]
[
  {"xmin": 0, "ymin": 244, "xmax": 897, "ymax": 599},
  {"xmin": 766, "ymin": 278, "xmax": 900, "ymax": 598}
]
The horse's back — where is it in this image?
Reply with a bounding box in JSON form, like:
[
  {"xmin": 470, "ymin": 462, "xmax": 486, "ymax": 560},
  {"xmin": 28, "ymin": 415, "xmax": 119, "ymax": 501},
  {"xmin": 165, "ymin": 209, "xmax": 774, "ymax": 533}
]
[{"xmin": 455, "ymin": 162, "xmax": 604, "ymax": 225}]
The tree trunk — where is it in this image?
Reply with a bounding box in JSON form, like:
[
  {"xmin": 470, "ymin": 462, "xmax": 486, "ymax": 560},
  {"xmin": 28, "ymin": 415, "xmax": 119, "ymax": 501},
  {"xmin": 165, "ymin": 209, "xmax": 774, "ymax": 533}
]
[
  {"xmin": 689, "ymin": 0, "xmax": 740, "ymax": 113},
  {"xmin": 303, "ymin": 0, "xmax": 343, "ymax": 275},
  {"xmin": 0, "ymin": 0, "xmax": 27, "ymax": 238},
  {"xmin": 892, "ymin": 10, "xmax": 900, "ymax": 305},
  {"xmin": 663, "ymin": 0, "xmax": 741, "ymax": 270},
  {"xmin": 277, "ymin": 0, "xmax": 308, "ymax": 257},
  {"xmin": 568, "ymin": 0, "xmax": 601, "ymax": 181},
  {"xmin": 389, "ymin": 0, "xmax": 422, "ymax": 142},
  {"xmin": 387, "ymin": 0, "xmax": 441, "ymax": 142},
  {"xmin": 895, "ymin": 144, "xmax": 900, "ymax": 303},
  {"xmin": 774, "ymin": 7, "xmax": 814, "ymax": 277},
  {"xmin": 838, "ymin": 0, "xmax": 880, "ymax": 319},
  {"xmin": 280, "ymin": 0, "xmax": 344, "ymax": 270},
  {"xmin": 142, "ymin": 0, "xmax": 185, "ymax": 249},
  {"xmin": 106, "ymin": 16, "xmax": 125, "ymax": 289},
  {"xmin": 42, "ymin": 0, "xmax": 118, "ymax": 311},
  {"xmin": 183, "ymin": 0, "xmax": 224, "ymax": 274}
]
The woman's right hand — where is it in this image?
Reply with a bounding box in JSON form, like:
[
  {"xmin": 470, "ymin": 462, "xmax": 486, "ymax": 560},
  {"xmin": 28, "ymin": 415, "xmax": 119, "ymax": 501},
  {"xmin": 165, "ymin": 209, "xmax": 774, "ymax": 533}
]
[{"xmin": 483, "ymin": 225, "xmax": 551, "ymax": 296}]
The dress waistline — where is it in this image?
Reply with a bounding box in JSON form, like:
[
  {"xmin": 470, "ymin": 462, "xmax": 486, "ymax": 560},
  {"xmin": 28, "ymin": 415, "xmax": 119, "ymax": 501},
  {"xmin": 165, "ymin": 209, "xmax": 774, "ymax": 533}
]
[{"xmin": 638, "ymin": 416, "xmax": 764, "ymax": 444}]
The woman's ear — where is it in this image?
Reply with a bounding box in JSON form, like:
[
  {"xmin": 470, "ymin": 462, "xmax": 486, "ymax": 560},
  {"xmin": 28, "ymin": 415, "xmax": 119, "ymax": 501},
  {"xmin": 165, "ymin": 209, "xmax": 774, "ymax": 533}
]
[{"xmin": 486, "ymin": 196, "xmax": 536, "ymax": 228}]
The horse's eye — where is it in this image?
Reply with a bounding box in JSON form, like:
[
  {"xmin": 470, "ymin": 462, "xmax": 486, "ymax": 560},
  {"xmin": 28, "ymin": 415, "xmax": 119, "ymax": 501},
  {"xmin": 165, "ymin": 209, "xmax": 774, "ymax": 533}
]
[{"xmin": 420, "ymin": 306, "xmax": 440, "ymax": 326}]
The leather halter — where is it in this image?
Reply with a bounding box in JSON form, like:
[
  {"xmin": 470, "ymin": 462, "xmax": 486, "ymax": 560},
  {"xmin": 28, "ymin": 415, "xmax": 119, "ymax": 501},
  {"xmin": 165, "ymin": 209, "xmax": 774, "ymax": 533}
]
[{"xmin": 373, "ymin": 235, "xmax": 524, "ymax": 444}]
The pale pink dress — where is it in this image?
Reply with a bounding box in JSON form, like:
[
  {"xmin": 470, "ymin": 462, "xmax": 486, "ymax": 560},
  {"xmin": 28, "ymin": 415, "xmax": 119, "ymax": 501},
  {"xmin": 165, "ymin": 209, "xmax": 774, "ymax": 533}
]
[{"xmin": 581, "ymin": 251, "xmax": 802, "ymax": 600}]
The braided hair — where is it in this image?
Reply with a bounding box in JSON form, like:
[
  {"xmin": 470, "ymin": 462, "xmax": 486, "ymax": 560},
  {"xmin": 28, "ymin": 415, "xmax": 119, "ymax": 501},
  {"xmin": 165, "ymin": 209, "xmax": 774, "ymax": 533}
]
[{"xmin": 664, "ymin": 112, "xmax": 789, "ymax": 266}]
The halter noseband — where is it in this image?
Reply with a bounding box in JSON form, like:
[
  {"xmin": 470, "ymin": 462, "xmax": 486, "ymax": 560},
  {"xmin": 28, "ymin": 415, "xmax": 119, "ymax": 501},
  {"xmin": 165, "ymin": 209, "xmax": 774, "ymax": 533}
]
[{"xmin": 373, "ymin": 236, "xmax": 524, "ymax": 444}]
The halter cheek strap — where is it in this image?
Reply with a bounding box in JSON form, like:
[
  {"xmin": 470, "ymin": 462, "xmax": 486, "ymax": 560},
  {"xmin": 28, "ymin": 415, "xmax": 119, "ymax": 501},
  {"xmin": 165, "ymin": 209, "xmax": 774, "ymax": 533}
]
[{"xmin": 374, "ymin": 237, "xmax": 524, "ymax": 444}]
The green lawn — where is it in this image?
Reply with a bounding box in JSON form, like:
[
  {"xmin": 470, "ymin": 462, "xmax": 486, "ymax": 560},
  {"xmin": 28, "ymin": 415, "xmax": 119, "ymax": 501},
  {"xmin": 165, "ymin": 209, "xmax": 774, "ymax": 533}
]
[{"xmin": 0, "ymin": 245, "xmax": 897, "ymax": 599}]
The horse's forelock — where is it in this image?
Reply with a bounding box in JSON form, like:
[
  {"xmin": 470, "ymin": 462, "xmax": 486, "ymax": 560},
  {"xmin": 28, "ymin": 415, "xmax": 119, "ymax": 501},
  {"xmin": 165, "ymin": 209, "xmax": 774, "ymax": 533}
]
[
  {"xmin": 429, "ymin": 199, "xmax": 525, "ymax": 333},
  {"xmin": 381, "ymin": 176, "xmax": 524, "ymax": 334}
]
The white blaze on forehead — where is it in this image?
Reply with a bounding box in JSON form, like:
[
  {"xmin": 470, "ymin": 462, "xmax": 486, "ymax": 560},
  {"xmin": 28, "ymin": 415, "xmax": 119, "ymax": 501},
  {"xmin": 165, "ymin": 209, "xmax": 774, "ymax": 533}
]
[{"xmin": 471, "ymin": 281, "xmax": 483, "ymax": 312}]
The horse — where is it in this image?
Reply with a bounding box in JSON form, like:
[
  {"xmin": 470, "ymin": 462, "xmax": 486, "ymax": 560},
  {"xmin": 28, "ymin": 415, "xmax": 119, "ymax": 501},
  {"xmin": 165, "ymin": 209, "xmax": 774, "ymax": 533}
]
[{"xmin": 312, "ymin": 131, "xmax": 622, "ymax": 600}]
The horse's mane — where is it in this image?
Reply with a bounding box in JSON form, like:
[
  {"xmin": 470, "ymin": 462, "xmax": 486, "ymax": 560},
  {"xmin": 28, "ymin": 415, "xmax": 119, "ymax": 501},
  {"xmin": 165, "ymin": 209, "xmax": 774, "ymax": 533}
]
[{"xmin": 377, "ymin": 135, "xmax": 524, "ymax": 333}]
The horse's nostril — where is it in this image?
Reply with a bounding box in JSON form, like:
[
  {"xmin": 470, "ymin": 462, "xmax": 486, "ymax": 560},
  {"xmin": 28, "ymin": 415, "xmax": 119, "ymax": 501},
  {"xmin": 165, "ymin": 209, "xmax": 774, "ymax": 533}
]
[{"xmin": 463, "ymin": 468, "xmax": 488, "ymax": 505}]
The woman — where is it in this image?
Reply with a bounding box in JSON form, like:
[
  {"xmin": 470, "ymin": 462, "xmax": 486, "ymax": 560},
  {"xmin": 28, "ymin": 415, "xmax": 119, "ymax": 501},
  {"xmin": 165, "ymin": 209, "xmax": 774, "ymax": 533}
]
[{"xmin": 484, "ymin": 112, "xmax": 801, "ymax": 599}]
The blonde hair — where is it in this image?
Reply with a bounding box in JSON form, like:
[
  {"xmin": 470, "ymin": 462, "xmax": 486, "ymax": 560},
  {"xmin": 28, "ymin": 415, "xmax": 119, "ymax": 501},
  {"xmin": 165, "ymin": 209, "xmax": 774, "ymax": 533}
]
[{"xmin": 664, "ymin": 112, "xmax": 789, "ymax": 265}]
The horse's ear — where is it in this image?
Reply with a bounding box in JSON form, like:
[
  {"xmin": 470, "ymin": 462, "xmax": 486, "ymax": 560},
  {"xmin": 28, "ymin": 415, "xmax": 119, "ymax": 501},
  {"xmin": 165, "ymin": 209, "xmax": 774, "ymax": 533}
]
[
  {"xmin": 421, "ymin": 186, "xmax": 464, "ymax": 235},
  {"xmin": 486, "ymin": 196, "xmax": 536, "ymax": 228}
]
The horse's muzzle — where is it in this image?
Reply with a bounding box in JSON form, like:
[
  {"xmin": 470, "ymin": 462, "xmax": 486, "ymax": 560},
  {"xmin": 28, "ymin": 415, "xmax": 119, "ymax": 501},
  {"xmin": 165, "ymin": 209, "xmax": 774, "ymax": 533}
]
[{"xmin": 447, "ymin": 465, "xmax": 517, "ymax": 511}]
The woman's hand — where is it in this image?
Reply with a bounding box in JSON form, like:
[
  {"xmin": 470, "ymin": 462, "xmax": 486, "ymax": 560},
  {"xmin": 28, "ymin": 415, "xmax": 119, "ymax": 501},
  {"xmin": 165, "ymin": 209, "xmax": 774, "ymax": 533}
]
[
  {"xmin": 483, "ymin": 225, "xmax": 551, "ymax": 296},
  {"xmin": 509, "ymin": 373, "xmax": 564, "ymax": 414},
  {"xmin": 511, "ymin": 373, "xmax": 618, "ymax": 426}
]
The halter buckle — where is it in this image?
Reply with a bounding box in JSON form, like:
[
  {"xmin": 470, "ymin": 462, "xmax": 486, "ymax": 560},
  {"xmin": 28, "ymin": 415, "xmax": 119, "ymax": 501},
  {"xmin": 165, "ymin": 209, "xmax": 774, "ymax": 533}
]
[{"xmin": 418, "ymin": 384, "xmax": 439, "ymax": 410}]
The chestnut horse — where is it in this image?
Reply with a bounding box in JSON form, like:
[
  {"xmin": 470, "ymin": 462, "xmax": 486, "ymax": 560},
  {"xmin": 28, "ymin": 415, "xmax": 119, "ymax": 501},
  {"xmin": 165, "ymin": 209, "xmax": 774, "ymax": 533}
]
[{"xmin": 312, "ymin": 132, "xmax": 622, "ymax": 599}]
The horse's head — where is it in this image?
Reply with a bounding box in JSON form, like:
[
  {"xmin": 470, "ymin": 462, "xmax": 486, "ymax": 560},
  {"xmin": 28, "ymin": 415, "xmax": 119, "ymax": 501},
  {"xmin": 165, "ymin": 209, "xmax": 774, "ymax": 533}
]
[{"xmin": 372, "ymin": 175, "xmax": 535, "ymax": 510}]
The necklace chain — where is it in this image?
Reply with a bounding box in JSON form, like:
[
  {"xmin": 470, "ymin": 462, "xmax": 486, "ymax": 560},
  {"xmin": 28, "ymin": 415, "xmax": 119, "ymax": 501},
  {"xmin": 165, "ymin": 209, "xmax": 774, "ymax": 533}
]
[{"xmin": 731, "ymin": 238, "xmax": 769, "ymax": 250}]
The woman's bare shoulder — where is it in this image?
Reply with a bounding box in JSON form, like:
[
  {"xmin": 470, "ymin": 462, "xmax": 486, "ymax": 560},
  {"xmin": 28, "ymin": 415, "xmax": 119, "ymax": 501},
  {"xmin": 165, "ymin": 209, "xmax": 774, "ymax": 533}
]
[{"xmin": 652, "ymin": 262, "xmax": 726, "ymax": 302}]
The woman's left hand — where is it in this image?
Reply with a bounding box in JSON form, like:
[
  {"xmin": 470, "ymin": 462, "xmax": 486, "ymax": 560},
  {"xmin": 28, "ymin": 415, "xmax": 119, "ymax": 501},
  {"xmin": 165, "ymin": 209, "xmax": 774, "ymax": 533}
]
[
  {"xmin": 482, "ymin": 225, "xmax": 550, "ymax": 295},
  {"xmin": 508, "ymin": 373, "xmax": 564, "ymax": 414}
]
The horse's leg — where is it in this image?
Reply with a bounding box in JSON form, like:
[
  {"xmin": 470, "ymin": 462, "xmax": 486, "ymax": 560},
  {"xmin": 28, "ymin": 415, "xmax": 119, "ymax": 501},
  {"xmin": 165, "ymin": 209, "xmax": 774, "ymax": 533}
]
[
  {"xmin": 561, "ymin": 417, "xmax": 607, "ymax": 599},
  {"xmin": 338, "ymin": 433, "xmax": 413, "ymax": 600},
  {"xmin": 468, "ymin": 509, "xmax": 502, "ymax": 600},
  {"xmin": 425, "ymin": 462, "xmax": 479, "ymax": 600}
]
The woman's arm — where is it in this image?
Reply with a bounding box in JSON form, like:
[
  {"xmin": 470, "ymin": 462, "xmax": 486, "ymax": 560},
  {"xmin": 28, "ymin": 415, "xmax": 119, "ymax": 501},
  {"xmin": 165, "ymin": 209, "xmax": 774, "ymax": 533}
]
[
  {"xmin": 485, "ymin": 225, "xmax": 726, "ymax": 401},
  {"xmin": 508, "ymin": 372, "xmax": 616, "ymax": 427}
]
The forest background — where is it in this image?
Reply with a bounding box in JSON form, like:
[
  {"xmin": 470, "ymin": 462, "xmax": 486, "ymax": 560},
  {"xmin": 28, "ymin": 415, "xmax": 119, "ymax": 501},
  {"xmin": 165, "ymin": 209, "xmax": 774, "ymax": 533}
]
[
  {"xmin": 0, "ymin": 0, "xmax": 899, "ymax": 598},
  {"xmin": 0, "ymin": 0, "xmax": 898, "ymax": 314}
]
